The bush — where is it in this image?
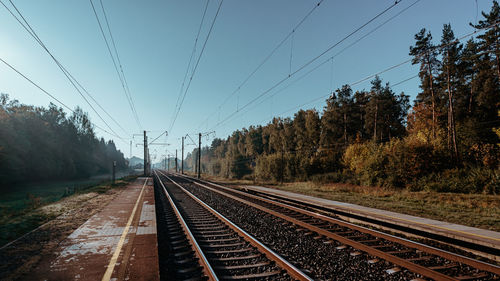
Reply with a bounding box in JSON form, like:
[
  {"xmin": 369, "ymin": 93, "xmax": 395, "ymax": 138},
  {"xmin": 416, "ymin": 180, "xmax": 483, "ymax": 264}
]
[
  {"xmin": 230, "ymin": 154, "xmax": 252, "ymax": 179},
  {"xmin": 343, "ymin": 141, "xmax": 385, "ymax": 186},
  {"xmin": 410, "ymin": 167, "xmax": 500, "ymax": 194},
  {"xmin": 343, "ymin": 137, "xmax": 450, "ymax": 188},
  {"xmin": 310, "ymin": 172, "xmax": 345, "ymax": 184},
  {"xmin": 255, "ymin": 154, "xmax": 281, "ymax": 182}
]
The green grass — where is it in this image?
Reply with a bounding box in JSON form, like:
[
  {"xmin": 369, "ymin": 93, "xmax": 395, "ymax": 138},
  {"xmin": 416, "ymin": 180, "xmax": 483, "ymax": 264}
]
[
  {"xmin": 0, "ymin": 175, "xmax": 137, "ymax": 247},
  {"xmin": 0, "ymin": 178, "xmax": 104, "ymax": 213},
  {"xmin": 269, "ymin": 182, "xmax": 500, "ymax": 232}
]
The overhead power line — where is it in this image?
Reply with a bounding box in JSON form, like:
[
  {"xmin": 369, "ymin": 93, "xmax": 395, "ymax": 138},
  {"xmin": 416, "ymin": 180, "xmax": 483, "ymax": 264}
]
[
  {"xmin": 169, "ymin": 0, "xmax": 225, "ymax": 133},
  {"xmin": 216, "ymin": 0, "xmax": 421, "ymax": 124},
  {"xmin": 199, "ymin": 0, "xmax": 326, "ymax": 129},
  {"xmin": 250, "ymin": 22, "xmax": 500, "ymax": 127},
  {"xmin": 171, "ymin": 0, "xmax": 211, "ymax": 129},
  {"xmin": 89, "ymin": 0, "xmax": 142, "ymax": 130},
  {"xmin": 211, "ymin": 0, "xmax": 404, "ymax": 130},
  {"xmin": 1, "ymin": 0, "xmax": 128, "ymax": 140},
  {"xmin": 149, "ymin": 131, "xmax": 168, "ymax": 146},
  {"xmin": 0, "ymin": 57, "xmax": 124, "ymax": 140},
  {"xmin": 98, "ymin": 0, "xmax": 142, "ymax": 130},
  {"xmin": 392, "ymin": 74, "xmax": 419, "ymax": 87}
]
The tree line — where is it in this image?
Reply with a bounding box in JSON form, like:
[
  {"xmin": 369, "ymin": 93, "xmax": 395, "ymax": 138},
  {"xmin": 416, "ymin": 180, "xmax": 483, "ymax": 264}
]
[
  {"xmin": 0, "ymin": 94, "xmax": 128, "ymax": 186},
  {"xmin": 185, "ymin": 2, "xmax": 500, "ymax": 194}
]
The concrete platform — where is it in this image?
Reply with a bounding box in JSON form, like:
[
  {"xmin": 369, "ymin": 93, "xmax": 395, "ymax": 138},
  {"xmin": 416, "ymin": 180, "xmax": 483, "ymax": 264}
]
[
  {"xmin": 241, "ymin": 185, "xmax": 500, "ymax": 254},
  {"xmin": 25, "ymin": 177, "xmax": 159, "ymax": 281}
]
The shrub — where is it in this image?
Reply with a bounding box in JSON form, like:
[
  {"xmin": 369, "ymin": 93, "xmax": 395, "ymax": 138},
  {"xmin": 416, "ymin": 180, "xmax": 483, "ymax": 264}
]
[
  {"xmin": 255, "ymin": 154, "xmax": 281, "ymax": 182},
  {"xmin": 409, "ymin": 167, "xmax": 499, "ymax": 194},
  {"xmin": 343, "ymin": 141, "xmax": 386, "ymax": 186},
  {"xmin": 310, "ymin": 172, "xmax": 345, "ymax": 184},
  {"xmin": 343, "ymin": 136, "xmax": 450, "ymax": 189}
]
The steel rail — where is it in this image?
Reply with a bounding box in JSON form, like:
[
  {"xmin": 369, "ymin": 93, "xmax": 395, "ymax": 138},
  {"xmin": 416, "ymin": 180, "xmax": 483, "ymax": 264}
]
[
  {"xmin": 180, "ymin": 174, "xmax": 500, "ymax": 280},
  {"xmin": 158, "ymin": 170, "xmax": 313, "ymax": 281},
  {"xmin": 230, "ymin": 185, "xmax": 500, "ymax": 259},
  {"xmin": 187, "ymin": 174, "xmax": 500, "ymax": 275},
  {"xmin": 153, "ymin": 171, "xmax": 218, "ymax": 281}
]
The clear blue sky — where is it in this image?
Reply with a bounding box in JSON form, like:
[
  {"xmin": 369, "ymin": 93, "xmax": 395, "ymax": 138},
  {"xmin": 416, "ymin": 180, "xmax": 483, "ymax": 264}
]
[{"xmin": 0, "ymin": 0, "xmax": 492, "ymax": 162}]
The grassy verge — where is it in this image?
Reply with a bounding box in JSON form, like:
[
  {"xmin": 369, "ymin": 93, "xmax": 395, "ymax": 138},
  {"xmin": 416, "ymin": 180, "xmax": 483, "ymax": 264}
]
[
  {"xmin": 0, "ymin": 175, "xmax": 137, "ymax": 247},
  {"xmin": 200, "ymin": 174, "xmax": 500, "ymax": 232}
]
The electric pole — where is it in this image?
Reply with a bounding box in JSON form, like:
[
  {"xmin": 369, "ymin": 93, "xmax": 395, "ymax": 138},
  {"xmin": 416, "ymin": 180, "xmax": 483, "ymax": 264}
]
[
  {"xmin": 167, "ymin": 154, "xmax": 170, "ymax": 171},
  {"xmin": 112, "ymin": 161, "xmax": 116, "ymax": 184},
  {"xmin": 181, "ymin": 137, "xmax": 184, "ymax": 174},
  {"xmin": 280, "ymin": 145, "xmax": 284, "ymax": 185},
  {"xmin": 143, "ymin": 130, "xmax": 147, "ymax": 176},
  {"xmin": 195, "ymin": 150, "xmax": 198, "ymax": 175},
  {"xmin": 198, "ymin": 133, "xmax": 201, "ymax": 179},
  {"xmin": 175, "ymin": 149, "xmax": 178, "ymax": 173},
  {"xmin": 147, "ymin": 147, "xmax": 151, "ymax": 176}
]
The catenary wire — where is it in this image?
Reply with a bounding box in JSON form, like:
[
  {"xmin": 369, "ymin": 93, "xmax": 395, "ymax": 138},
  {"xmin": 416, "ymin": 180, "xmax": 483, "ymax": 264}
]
[
  {"xmin": 237, "ymin": 23, "xmax": 500, "ymax": 129},
  {"xmin": 1, "ymin": 0, "xmax": 128, "ymax": 141},
  {"xmin": 198, "ymin": 0, "xmax": 326, "ymax": 129},
  {"xmin": 0, "ymin": 57, "xmax": 124, "ymax": 139},
  {"xmin": 169, "ymin": 0, "xmax": 224, "ymax": 132},
  {"xmin": 171, "ymin": 0, "xmax": 211, "ymax": 127},
  {"xmin": 89, "ymin": 0, "xmax": 142, "ymax": 130},
  {"xmin": 216, "ymin": 0, "xmax": 422, "ymax": 125},
  {"xmin": 98, "ymin": 0, "xmax": 142, "ymax": 130},
  {"xmin": 210, "ymin": 0, "xmax": 404, "ymax": 130},
  {"xmin": 214, "ymin": 13, "xmax": 499, "ymax": 133}
]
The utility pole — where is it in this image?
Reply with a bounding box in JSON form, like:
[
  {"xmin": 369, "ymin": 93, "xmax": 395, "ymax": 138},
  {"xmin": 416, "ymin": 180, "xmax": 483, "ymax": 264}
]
[
  {"xmin": 129, "ymin": 141, "xmax": 132, "ymax": 159},
  {"xmin": 167, "ymin": 154, "xmax": 170, "ymax": 171},
  {"xmin": 143, "ymin": 130, "xmax": 147, "ymax": 176},
  {"xmin": 175, "ymin": 149, "xmax": 178, "ymax": 173},
  {"xmin": 147, "ymin": 147, "xmax": 151, "ymax": 176},
  {"xmin": 198, "ymin": 133, "xmax": 201, "ymax": 179},
  {"xmin": 195, "ymin": 150, "xmax": 198, "ymax": 175},
  {"xmin": 280, "ymin": 146, "xmax": 284, "ymax": 185},
  {"xmin": 181, "ymin": 137, "xmax": 184, "ymax": 174},
  {"xmin": 112, "ymin": 161, "xmax": 116, "ymax": 184}
]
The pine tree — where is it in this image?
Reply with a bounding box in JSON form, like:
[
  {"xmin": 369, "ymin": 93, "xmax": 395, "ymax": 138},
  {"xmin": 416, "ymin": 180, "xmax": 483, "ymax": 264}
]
[
  {"xmin": 439, "ymin": 24, "xmax": 462, "ymax": 160},
  {"xmin": 471, "ymin": 0, "xmax": 500, "ymax": 80},
  {"xmin": 410, "ymin": 28, "xmax": 440, "ymax": 138},
  {"xmin": 365, "ymin": 77, "xmax": 409, "ymax": 142},
  {"xmin": 459, "ymin": 39, "xmax": 479, "ymax": 116},
  {"xmin": 365, "ymin": 77, "xmax": 384, "ymax": 141},
  {"xmin": 320, "ymin": 85, "xmax": 355, "ymax": 147}
]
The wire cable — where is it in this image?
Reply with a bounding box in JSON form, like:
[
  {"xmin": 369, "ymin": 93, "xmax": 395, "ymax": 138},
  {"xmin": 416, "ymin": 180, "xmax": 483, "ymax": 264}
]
[
  {"xmin": 199, "ymin": 0, "xmax": 326, "ymax": 129},
  {"xmin": 172, "ymin": 0, "xmax": 211, "ymax": 127},
  {"xmin": 211, "ymin": 0, "xmax": 404, "ymax": 130},
  {"xmin": 169, "ymin": 0, "xmax": 224, "ymax": 132},
  {"xmin": 0, "ymin": 57, "xmax": 123, "ymax": 139},
  {"xmin": 245, "ymin": 22, "xmax": 500, "ymax": 128},
  {"xmin": 1, "ymin": 0, "xmax": 128, "ymax": 141},
  {"xmin": 231, "ymin": 0, "xmax": 422, "ymax": 122},
  {"xmin": 98, "ymin": 0, "xmax": 142, "ymax": 130},
  {"xmin": 89, "ymin": 0, "xmax": 142, "ymax": 130}
]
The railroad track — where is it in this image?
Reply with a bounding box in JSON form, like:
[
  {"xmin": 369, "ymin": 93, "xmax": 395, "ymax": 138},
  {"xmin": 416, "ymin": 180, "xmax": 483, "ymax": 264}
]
[
  {"xmin": 228, "ymin": 184, "xmax": 500, "ymax": 261},
  {"xmin": 172, "ymin": 172, "xmax": 500, "ymax": 281},
  {"xmin": 153, "ymin": 171, "xmax": 312, "ymax": 280}
]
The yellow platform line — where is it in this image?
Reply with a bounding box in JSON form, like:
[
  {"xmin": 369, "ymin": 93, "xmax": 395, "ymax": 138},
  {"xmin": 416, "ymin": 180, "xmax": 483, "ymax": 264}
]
[{"xmin": 101, "ymin": 178, "xmax": 148, "ymax": 281}]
